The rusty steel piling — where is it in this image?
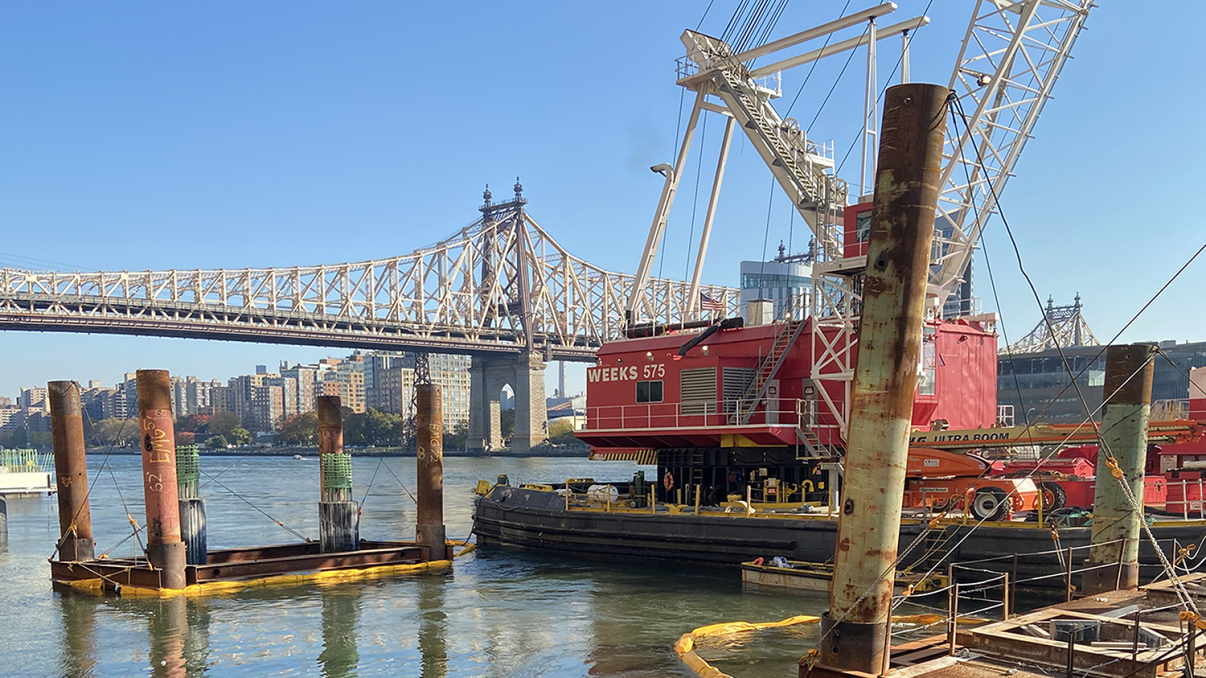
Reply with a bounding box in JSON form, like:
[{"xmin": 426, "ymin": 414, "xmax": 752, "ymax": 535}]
[
  {"xmin": 317, "ymin": 396, "xmax": 359, "ymax": 553},
  {"xmin": 1083, "ymin": 344, "xmax": 1156, "ymax": 594},
  {"xmin": 818, "ymin": 82, "xmax": 949, "ymax": 675},
  {"xmin": 416, "ymin": 384, "xmax": 446, "ymax": 559},
  {"xmin": 49, "ymin": 380, "xmax": 95, "ymax": 562},
  {"xmin": 136, "ymin": 370, "xmax": 187, "ymax": 589}
]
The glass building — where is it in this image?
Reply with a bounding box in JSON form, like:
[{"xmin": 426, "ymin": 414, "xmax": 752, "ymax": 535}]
[{"xmin": 739, "ymin": 259, "xmax": 812, "ymax": 321}]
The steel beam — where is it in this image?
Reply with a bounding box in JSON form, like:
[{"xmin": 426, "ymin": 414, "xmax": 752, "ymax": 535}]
[
  {"xmin": 730, "ymin": 3, "xmax": 898, "ymax": 64},
  {"xmin": 749, "ymin": 16, "xmax": 929, "ymax": 79}
]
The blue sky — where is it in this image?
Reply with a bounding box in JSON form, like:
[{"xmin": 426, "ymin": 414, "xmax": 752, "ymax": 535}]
[{"xmin": 1, "ymin": 2, "xmax": 1203, "ymax": 399}]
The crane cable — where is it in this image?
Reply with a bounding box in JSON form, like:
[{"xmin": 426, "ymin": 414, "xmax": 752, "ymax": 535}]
[
  {"xmin": 49, "ymin": 404, "xmax": 147, "ymax": 562},
  {"xmin": 684, "ymin": 115, "xmax": 709, "ymax": 282},
  {"xmin": 950, "ymin": 95, "xmax": 1201, "ymax": 612},
  {"xmin": 835, "ymin": 0, "xmax": 936, "ymax": 174},
  {"xmin": 784, "ymin": 0, "xmax": 852, "ymax": 119},
  {"xmin": 803, "ymin": 91, "xmax": 1203, "ymax": 659}
]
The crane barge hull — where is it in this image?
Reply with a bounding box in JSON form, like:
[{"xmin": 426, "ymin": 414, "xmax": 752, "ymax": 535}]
[{"xmin": 472, "ymin": 485, "xmax": 1206, "ymax": 592}]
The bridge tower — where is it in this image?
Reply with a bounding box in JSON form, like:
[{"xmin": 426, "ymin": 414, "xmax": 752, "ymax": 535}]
[{"xmin": 466, "ymin": 180, "xmax": 548, "ymax": 454}]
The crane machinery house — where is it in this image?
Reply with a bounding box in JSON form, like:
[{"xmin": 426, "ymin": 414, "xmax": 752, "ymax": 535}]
[{"xmin": 577, "ymin": 314, "xmax": 999, "ymax": 506}]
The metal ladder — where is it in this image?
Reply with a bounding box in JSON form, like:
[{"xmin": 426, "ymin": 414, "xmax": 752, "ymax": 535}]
[
  {"xmin": 734, "ymin": 319, "xmax": 807, "ymax": 424},
  {"xmin": 711, "ymin": 67, "xmax": 846, "ymax": 256}
]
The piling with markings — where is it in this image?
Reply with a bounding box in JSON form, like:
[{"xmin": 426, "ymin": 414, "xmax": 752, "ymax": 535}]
[
  {"xmin": 416, "ymin": 384, "xmax": 447, "ymax": 559},
  {"xmin": 49, "ymin": 380, "xmax": 95, "ymax": 562},
  {"xmin": 136, "ymin": 369, "xmax": 187, "ymax": 589},
  {"xmin": 176, "ymin": 445, "xmax": 207, "ymax": 565},
  {"xmin": 1083, "ymin": 343, "xmax": 1156, "ymax": 594},
  {"xmin": 318, "ymin": 396, "xmax": 359, "ymax": 553},
  {"xmin": 818, "ymin": 83, "xmax": 949, "ymax": 675}
]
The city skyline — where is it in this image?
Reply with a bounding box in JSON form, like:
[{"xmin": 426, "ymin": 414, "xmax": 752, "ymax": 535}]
[
  {"xmin": 1, "ymin": 349, "xmax": 575, "ymax": 441},
  {"xmin": 1, "ymin": 2, "xmax": 1203, "ymax": 403}
]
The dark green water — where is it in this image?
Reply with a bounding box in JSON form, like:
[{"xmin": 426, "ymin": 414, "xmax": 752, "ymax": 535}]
[{"xmin": 0, "ymin": 456, "xmax": 826, "ymax": 677}]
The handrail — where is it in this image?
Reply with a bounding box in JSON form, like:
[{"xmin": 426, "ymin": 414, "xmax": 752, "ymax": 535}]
[{"xmin": 585, "ymin": 398, "xmax": 827, "ymax": 431}]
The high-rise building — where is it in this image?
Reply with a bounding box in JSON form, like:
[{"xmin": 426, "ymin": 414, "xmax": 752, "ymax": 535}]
[
  {"xmin": 0, "ymin": 406, "xmax": 22, "ymax": 431},
  {"xmin": 210, "ymin": 385, "xmax": 233, "ymax": 416},
  {"xmin": 429, "ymin": 354, "xmax": 472, "ymax": 432},
  {"xmin": 120, "ymin": 374, "xmax": 138, "ymax": 416},
  {"xmin": 280, "ymin": 363, "xmax": 319, "ymax": 414},
  {"xmin": 80, "ymin": 386, "xmax": 124, "ymax": 421},
  {"xmin": 185, "ymin": 379, "xmax": 221, "ymax": 417},
  {"xmin": 320, "ymin": 355, "xmax": 366, "ymax": 413},
  {"xmin": 227, "ymin": 374, "xmax": 268, "ymax": 426},
  {"xmin": 247, "ymin": 384, "xmax": 285, "ymax": 433},
  {"xmin": 361, "ymin": 352, "xmax": 471, "ymax": 432},
  {"xmin": 739, "ymin": 257, "xmax": 812, "ymax": 321},
  {"xmin": 365, "ymin": 351, "xmax": 410, "ymax": 414},
  {"xmin": 265, "ymin": 375, "xmax": 298, "ymax": 419},
  {"xmin": 19, "ymin": 387, "xmax": 48, "ymax": 412}
]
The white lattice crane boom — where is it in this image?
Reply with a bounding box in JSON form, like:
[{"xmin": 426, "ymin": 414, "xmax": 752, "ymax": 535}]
[
  {"xmin": 930, "ymin": 0, "xmax": 1094, "ymax": 312},
  {"xmin": 624, "ymin": 0, "xmax": 1096, "ymax": 446},
  {"xmin": 626, "ymin": 0, "xmax": 1094, "ymax": 325}
]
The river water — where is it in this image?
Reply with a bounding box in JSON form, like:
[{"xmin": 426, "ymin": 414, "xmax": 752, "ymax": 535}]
[{"xmin": 0, "ymin": 456, "xmax": 828, "ymax": 677}]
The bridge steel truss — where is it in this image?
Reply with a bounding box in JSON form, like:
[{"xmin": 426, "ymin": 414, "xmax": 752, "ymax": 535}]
[{"xmin": 0, "ymin": 200, "xmax": 737, "ymax": 360}]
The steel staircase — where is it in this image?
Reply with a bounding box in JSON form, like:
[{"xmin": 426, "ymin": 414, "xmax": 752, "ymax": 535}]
[
  {"xmin": 734, "ymin": 319, "xmax": 808, "ymax": 425},
  {"xmin": 797, "ymin": 426, "xmax": 827, "ymax": 459},
  {"xmin": 704, "ymin": 63, "xmax": 847, "ymax": 257}
]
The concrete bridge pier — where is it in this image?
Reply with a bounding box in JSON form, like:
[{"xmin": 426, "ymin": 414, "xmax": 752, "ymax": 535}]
[{"xmin": 468, "ymin": 352, "xmax": 547, "ymax": 455}]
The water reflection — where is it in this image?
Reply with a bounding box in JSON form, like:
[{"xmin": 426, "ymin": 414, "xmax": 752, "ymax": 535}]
[
  {"xmin": 318, "ymin": 587, "xmax": 361, "ymax": 677},
  {"xmin": 57, "ymin": 593, "xmax": 213, "ymax": 678},
  {"xmin": 148, "ymin": 596, "xmax": 190, "ymax": 678},
  {"xmin": 58, "ymin": 595, "xmax": 97, "ymax": 678},
  {"xmin": 418, "ymin": 578, "xmax": 447, "ymax": 678}
]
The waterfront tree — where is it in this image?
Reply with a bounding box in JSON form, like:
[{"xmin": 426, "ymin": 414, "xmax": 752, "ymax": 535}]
[
  {"xmin": 547, "ymin": 418, "xmax": 577, "ymax": 444},
  {"xmin": 208, "ymin": 411, "xmax": 241, "ymax": 438},
  {"xmin": 175, "ymin": 413, "xmax": 211, "ymax": 435},
  {"xmin": 227, "ymin": 427, "xmax": 253, "ymax": 446},
  {"xmin": 93, "ymin": 418, "xmax": 139, "ymax": 447},
  {"xmin": 277, "ymin": 412, "xmax": 319, "ymax": 445},
  {"xmin": 344, "ymin": 408, "xmax": 402, "ymax": 447},
  {"xmin": 445, "ymin": 422, "xmax": 469, "ymax": 451},
  {"xmin": 205, "ymin": 434, "xmax": 228, "ymax": 449},
  {"xmin": 0, "ymin": 426, "xmax": 28, "ymax": 449}
]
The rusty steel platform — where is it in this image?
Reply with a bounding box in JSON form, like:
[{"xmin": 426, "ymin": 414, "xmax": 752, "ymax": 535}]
[
  {"xmin": 805, "ymin": 588, "xmax": 1204, "ymax": 678},
  {"xmin": 50, "ymin": 540, "xmax": 451, "ymax": 592}
]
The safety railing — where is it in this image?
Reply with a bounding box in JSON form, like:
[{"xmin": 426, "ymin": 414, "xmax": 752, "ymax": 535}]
[
  {"xmin": 587, "ymin": 398, "xmax": 835, "ymax": 432},
  {"xmin": 890, "ymin": 538, "xmax": 1140, "ymax": 653},
  {"xmin": 0, "ymin": 448, "xmax": 46, "ymax": 472},
  {"xmin": 1153, "ymin": 398, "xmax": 1191, "ymax": 421}
]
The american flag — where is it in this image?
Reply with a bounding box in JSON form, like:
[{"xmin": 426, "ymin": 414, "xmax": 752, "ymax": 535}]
[{"xmin": 699, "ymin": 293, "xmax": 725, "ymax": 312}]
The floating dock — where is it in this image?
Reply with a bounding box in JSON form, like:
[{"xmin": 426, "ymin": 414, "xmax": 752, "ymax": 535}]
[
  {"xmin": 48, "ymin": 376, "xmax": 454, "ymax": 596},
  {"xmin": 804, "ymin": 582, "xmax": 1206, "ymax": 678}
]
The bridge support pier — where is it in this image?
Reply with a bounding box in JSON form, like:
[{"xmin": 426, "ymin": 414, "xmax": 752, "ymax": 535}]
[{"xmin": 468, "ymin": 353, "xmax": 547, "ymax": 455}]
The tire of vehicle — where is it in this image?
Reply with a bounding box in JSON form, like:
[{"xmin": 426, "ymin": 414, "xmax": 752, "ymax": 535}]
[
  {"xmin": 1037, "ymin": 482, "xmax": 1067, "ymax": 511},
  {"xmin": 971, "ymin": 487, "xmax": 1010, "ymax": 521}
]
